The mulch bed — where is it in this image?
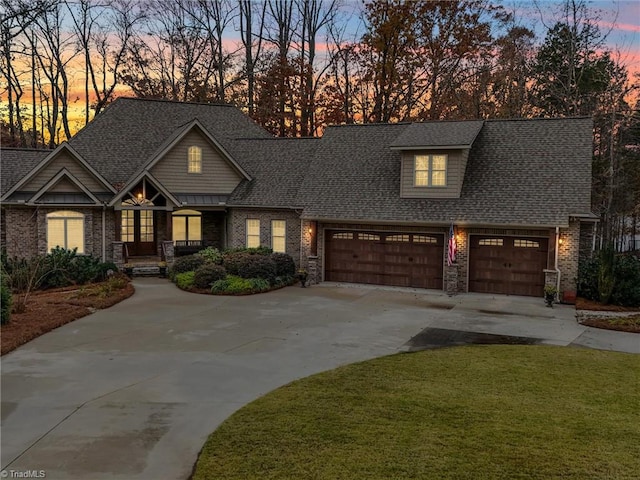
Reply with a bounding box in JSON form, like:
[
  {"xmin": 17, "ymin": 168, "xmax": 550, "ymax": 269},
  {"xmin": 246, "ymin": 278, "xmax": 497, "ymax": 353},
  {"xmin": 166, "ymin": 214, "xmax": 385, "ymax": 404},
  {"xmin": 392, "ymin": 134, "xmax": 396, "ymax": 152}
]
[
  {"xmin": 576, "ymin": 297, "xmax": 640, "ymax": 334},
  {"xmin": 1, "ymin": 282, "xmax": 135, "ymax": 356}
]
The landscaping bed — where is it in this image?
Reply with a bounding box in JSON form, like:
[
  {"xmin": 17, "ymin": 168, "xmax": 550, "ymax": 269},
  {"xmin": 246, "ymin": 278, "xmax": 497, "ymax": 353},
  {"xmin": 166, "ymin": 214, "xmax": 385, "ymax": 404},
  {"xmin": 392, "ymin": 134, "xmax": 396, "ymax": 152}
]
[
  {"xmin": 1, "ymin": 277, "xmax": 134, "ymax": 356},
  {"xmin": 170, "ymin": 247, "xmax": 300, "ymax": 295},
  {"xmin": 576, "ymin": 297, "xmax": 640, "ymax": 333}
]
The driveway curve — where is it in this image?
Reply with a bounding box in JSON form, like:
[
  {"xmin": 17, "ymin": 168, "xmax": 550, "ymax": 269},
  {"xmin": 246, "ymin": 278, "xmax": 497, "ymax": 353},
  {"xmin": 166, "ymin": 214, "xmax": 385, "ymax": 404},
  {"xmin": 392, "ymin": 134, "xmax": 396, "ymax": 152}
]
[{"xmin": 1, "ymin": 278, "xmax": 637, "ymax": 479}]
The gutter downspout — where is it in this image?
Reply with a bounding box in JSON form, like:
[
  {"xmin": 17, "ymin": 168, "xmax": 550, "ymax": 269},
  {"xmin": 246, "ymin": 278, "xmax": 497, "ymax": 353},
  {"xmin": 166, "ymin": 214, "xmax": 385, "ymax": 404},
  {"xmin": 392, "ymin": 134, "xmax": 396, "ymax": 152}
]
[
  {"xmin": 555, "ymin": 226, "xmax": 561, "ymax": 300},
  {"xmin": 102, "ymin": 204, "xmax": 106, "ymax": 262}
]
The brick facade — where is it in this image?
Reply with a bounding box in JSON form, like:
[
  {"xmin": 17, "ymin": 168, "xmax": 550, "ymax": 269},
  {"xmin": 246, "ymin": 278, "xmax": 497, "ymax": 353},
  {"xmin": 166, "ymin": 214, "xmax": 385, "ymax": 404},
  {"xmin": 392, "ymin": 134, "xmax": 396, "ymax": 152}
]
[
  {"xmin": 557, "ymin": 219, "xmax": 581, "ymax": 295},
  {"xmin": 227, "ymin": 208, "xmax": 302, "ymax": 267}
]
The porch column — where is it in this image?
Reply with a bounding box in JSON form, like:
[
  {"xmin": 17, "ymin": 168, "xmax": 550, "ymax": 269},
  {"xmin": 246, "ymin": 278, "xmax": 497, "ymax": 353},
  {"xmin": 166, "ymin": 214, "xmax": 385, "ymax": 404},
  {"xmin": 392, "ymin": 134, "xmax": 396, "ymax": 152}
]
[
  {"xmin": 115, "ymin": 210, "xmax": 122, "ymax": 241},
  {"xmin": 166, "ymin": 210, "xmax": 172, "ymax": 241}
]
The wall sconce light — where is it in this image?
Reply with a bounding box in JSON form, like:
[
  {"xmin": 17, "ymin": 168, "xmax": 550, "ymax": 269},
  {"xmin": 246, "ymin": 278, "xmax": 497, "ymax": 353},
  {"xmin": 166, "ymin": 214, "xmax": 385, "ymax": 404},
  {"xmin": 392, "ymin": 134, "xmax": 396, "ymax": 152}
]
[
  {"xmin": 137, "ymin": 192, "xmax": 143, "ymax": 200},
  {"xmin": 308, "ymin": 227, "xmax": 313, "ymax": 234},
  {"xmin": 558, "ymin": 237, "xmax": 564, "ymax": 246}
]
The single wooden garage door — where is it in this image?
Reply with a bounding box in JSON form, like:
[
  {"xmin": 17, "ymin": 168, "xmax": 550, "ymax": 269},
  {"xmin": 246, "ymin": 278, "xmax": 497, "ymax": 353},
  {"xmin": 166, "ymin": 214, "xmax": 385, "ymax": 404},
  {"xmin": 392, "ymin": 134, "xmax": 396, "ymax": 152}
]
[
  {"xmin": 469, "ymin": 235, "xmax": 548, "ymax": 297},
  {"xmin": 325, "ymin": 230, "xmax": 444, "ymax": 289}
]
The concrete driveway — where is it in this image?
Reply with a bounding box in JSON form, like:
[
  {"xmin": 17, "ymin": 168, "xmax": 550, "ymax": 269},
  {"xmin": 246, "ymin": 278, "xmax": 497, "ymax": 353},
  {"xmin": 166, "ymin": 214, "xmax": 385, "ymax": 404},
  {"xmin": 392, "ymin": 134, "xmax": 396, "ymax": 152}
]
[{"xmin": 1, "ymin": 279, "xmax": 638, "ymax": 479}]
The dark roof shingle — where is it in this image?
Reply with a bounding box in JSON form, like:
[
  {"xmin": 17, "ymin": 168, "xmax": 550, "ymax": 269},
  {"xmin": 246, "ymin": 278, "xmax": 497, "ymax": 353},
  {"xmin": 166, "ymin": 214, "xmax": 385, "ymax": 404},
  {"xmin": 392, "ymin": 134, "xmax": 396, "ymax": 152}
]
[
  {"xmin": 1, "ymin": 148, "xmax": 51, "ymax": 195},
  {"xmin": 390, "ymin": 120, "xmax": 484, "ymax": 148},
  {"xmin": 296, "ymin": 117, "xmax": 593, "ymax": 227}
]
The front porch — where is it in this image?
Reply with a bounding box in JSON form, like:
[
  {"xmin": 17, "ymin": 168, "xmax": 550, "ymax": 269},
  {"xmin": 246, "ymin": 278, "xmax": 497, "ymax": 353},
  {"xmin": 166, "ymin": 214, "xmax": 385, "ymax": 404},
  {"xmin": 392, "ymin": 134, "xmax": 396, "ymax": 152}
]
[{"xmin": 112, "ymin": 208, "xmax": 226, "ymax": 269}]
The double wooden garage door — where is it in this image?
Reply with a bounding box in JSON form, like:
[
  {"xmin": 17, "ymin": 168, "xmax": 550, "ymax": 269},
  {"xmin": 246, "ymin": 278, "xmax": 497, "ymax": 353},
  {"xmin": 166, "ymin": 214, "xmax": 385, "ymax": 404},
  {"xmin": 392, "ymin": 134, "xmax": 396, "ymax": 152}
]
[
  {"xmin": 325, "ymin": 230, "xmax": 444, "ymax": 289},
  {"xmin": 469, "ymin": 235, "xmax": 548, "ymax": 297},
  {"xmin": 325, "ymin": 230, "xmax": 549, "ymax": 297}
]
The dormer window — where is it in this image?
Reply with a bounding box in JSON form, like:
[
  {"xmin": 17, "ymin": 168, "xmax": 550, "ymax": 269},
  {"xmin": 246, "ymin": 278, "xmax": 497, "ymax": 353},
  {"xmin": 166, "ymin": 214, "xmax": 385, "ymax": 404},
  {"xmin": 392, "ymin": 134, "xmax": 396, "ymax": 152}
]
[
  {"xmin": 188, "ymin": 146, "xmax": 202, "ymax": 173},
  {"xmin": 415, "ymin": 154, "xmax": 447, "ymax": 187}
]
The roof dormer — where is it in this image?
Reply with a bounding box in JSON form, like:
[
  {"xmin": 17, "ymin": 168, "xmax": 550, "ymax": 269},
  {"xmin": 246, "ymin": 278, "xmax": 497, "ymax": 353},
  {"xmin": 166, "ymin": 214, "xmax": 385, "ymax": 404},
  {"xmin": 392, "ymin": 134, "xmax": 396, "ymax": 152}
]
[{"xmin": 390, "ymin": 120, "xmax": 483, "ymax": 199}]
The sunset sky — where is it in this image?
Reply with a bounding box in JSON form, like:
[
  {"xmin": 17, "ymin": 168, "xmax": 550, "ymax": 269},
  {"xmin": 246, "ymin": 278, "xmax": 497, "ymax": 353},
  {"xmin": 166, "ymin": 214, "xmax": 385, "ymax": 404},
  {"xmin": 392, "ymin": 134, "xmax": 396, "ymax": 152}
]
[{"xmin": 2, "ymin": 0, "xmax": 639, "ymax": 140}]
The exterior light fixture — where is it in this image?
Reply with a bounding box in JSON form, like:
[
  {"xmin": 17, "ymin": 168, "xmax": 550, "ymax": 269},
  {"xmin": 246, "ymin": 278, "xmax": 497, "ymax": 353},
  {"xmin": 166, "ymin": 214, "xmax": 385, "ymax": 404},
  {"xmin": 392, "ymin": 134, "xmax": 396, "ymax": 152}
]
[{"xmin": 308, "ymin": 227, "xmax": 313, "ymax": 234}]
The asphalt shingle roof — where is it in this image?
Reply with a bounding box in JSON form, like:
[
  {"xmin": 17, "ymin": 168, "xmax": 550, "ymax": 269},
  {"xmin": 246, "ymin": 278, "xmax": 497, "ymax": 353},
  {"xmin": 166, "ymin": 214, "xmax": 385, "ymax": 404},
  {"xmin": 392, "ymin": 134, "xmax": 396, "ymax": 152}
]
[
  {"xmin": 296, "ymin": 117, "xmax": 593, "ymax": 227},
  {"xmin": 228, "ymin": 137, "xmax": 319, "ymax": 207},
  {"xmin": 1, "ymin": 148, "xmax": 50, "ymax": 196},
  {"xmin": 68, "ymin": 97, "xmax": 272, "ymax": 187},
  {"xmin": 390, "ymin": 120, "xmax": 484, "ymax": 148}
]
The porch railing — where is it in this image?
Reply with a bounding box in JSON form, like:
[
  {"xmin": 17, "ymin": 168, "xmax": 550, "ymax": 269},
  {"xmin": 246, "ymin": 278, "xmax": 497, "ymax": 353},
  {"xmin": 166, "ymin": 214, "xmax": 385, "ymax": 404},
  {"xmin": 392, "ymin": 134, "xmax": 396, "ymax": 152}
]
[{"xmin": 174, "ymin": 240, "xmax": 212, "ymax": 256}]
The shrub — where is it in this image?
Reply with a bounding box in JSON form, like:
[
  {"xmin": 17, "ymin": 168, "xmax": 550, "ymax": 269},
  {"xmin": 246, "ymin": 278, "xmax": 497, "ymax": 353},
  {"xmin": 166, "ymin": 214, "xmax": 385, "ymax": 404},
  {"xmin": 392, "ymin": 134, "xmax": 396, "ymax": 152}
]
[
  {"xmin": 577, "ymin": 256, "xmax": 599, "ymax": 301},
  {"xmin": 598, "ymin": 244, "xmax": 615, "ymax": 304},
  {"xmin": 238, "ymin": 255, "xmax": 277, "ymax": 284},
  {"xmin": 211, "ymin": 275, "xmax": 270, "ymax": 295},
  {"xmin": 193, "ymin": 264, "xmax": 227, "ymax": 289},
  {"xmin": 248, "ymin": 278, "xmax": 270, "ymax": 292},
  {"xmin": 40, "ymin": 248, "xmax": 113, "ymax": 288},
  {"xmin": 578, "ymin": 251, "xmax": 640, "ymax": 307},
  {"xmin": 224, "ymin": 246, "xmax": 272, "ymax": 256},
  {"xmin": 610, "ymin": 255, "xmax": 640, "ymax": 307},
  {"xmin": 175, "ymin": 271, "xmax": 196, "ymax": 290},
  {"xmin": 170, "ymin": 255, "xmax": 206, "ymax": 280},
  {"xmin": 197, "ymin": 247, "xmax": 224, "ymax": 265},
  {"xmin": 222, "ymin": 251, "xmax": 252, "ymax": 276},
  {"xmin": 1, "ymin": 278, "xmax": 12, "ymax": 325},
  {"xmin": 270, "ymin": 252, "xmax": 296, "ymax": 277}
]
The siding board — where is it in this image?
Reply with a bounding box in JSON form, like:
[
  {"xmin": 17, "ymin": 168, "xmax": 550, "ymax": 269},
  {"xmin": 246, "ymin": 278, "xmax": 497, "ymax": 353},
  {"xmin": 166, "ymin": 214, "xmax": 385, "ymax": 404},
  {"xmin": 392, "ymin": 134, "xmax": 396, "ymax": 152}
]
[
  {"xmin": 22, "ymin": 151, "xmax": 106, "ymax": 192},
  {"xmin": 400, "ymin": 149, "xmax": 467, "ymax": 198},
  {"xmin": 150, "ymin": 130, "xmax": 242, "ymax": 194}
]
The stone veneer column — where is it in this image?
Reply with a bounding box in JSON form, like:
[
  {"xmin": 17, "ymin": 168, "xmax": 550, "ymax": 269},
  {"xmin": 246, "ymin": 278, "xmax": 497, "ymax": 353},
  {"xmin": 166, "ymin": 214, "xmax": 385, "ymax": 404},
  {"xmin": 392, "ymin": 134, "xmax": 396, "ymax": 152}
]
[
  {"xmin": 445, "ymin": 265, "xmax": 458, "ymax": 295},
  {"xmin": 307, "ymin": 255, "xmax": 318, "ymax": 285},
  {"xmin": 162, "ymin": 240, "xmax": 175, "ymax": 266}
]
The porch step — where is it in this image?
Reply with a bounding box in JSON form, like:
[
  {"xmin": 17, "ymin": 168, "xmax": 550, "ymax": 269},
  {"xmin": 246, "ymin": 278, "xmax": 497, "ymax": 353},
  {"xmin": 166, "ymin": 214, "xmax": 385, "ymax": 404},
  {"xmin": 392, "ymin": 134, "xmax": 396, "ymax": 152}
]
[{"xmin": 126, "ymin": 265, "xmax": 167, "ymax": 278}]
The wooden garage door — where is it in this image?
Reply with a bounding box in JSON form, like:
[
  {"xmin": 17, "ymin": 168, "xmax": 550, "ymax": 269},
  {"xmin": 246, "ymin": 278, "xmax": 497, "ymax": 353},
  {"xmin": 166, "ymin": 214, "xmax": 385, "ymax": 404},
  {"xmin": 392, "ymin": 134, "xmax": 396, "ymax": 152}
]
[
  {"xmin": 469, "ymin": 235, "xmax": 548, "ymax": 297},
  {"xmin": 325, "ymin": 230, "xmax": 443, "ymax": 289}
]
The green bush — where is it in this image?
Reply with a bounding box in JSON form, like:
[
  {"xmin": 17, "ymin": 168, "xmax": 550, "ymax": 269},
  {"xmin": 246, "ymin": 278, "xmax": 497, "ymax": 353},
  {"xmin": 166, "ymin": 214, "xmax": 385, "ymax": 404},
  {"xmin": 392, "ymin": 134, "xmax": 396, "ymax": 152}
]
[
  {"xmin": 175, "ymin": 271, "xmax": 196, "ymax": 290},
  {"xmin": 610, "ymin": 255, "xmax": 640, "ymax": 307},
  {"xmin": 270, "ymin": 252, "xmax": 296, "ymax": 277},
  {"xmin": 170, "ymin": 255, "xmax": 206, "ymax": 280},
  {"xmin": 578, "ymin": 251, "xmax": 640, "ymax": 307},
  {"xmin": 211, "ymin": 275, "xmax": 271, "ymax": 295},
  {"xmin": 2, "ymin": 255, "xmax": 47, "ymax": 293},
  {"xmin": 1, "ymin": 278, "xmax": 12, "ymax": 325},
  {"xmin": 193, "ymin": 264, "xmax": 227, "ymax": 289},
  {"xmin": 40, "ymin": 248, "xmax": 114, "ymax": 288},
  {"xmin": 222, "ymin": 251, "xmax": 252, "ymax": 276},
  {"xmin": 238, "ymin": 255, "xmax": 277, "ymax": 284},
  {"xmin": 197, "ymin": 247, "xmax": 224, "ymax": 265},
  {"xmin": 248, "ymin": 278, "xmax": 270, "ymax": 292},
  {"xmin": 224, "ymin": 246, "xmax": 272, "ymax": 256},
  {"xmin": 274, "ymin": 275, "xmax": 295, "ymax": 288}
]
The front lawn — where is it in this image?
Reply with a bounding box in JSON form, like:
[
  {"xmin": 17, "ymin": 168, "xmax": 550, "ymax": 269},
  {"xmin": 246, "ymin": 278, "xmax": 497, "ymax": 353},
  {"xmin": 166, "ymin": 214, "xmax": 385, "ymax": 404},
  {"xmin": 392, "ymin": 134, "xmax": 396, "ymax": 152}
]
[{"xmin": 193, "ymin": 346, "xmax": 640, "ymax": 480}]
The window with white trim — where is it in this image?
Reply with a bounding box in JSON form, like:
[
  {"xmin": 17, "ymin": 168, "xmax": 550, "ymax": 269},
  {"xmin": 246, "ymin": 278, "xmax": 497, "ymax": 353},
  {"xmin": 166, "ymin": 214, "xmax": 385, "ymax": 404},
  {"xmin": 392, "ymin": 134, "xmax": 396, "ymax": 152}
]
[
  {"xmin": 188, "ymin": 146, "xmax": 202, "ymax": 173},
  {"xmin": 172, "ymin": 209, "xmax": 202, "ymax": 243},
  {"xmin": 271, "ymin": 220, "xmax": 286, "ymax": 253},
  {"xmin": 414, "ymin": 154, "xmax": 447, "ymax": 187},
  {"xmin": 246, "ymin": 219, "xmax": 260, "ymax": 248},
  {"xmin": 47, "ymin": 210, "xmax": 85, "ymax": 253}
]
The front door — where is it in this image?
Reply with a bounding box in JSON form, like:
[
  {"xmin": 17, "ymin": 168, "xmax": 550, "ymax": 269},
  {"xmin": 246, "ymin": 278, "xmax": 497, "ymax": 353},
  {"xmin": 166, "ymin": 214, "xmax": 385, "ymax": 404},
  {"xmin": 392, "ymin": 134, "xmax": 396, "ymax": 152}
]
[{"xmin": 121, "ymin": 210, "xmax": 156, "ymax": 256}]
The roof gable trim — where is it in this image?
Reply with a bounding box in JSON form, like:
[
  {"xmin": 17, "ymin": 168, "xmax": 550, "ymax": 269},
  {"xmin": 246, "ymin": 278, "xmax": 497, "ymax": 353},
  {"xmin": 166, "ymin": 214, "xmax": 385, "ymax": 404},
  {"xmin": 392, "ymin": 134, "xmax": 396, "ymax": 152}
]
[
  {"xmin": 29, "ymin": 168, "xmax": 102, "ymax": 205},
  {"xmin": 107, "ymin": 171, "xmax": 182, "ymax": 208},
  {"xmin": 140, "ymin": 119, "xmax": 252, "ymax": 181},
  {"xmin": 0, "ymin": 142, "xmax": 116, "ymax": 201}
]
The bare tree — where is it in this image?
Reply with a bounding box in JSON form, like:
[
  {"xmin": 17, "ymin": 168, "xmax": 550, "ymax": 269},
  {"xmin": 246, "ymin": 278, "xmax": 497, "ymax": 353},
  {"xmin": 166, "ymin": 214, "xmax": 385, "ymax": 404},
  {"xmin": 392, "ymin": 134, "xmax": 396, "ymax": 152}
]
[{"xmin": 238, "ymin": 0, "xmax": 266, "ymax": 115}]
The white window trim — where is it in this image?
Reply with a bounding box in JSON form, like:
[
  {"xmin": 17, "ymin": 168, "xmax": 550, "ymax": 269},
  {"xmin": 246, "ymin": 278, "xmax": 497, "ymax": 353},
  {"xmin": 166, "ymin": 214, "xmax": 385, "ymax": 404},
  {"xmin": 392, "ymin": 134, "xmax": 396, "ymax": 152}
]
[
  {"xmin": 246, "ymin": 219, "xmax": 260, "ymax": 248},
  {"xmin": 47, "ymin": 210, "xmax": 85, "ymax": 254},
  {"xmin": 414, "ymin": 154, "xmax": 448, "ymax": 187},
  {"xmin": 271, "ymin": 220, "xmax": 286, "ymax": 253},
  {"xmin": 188, "ymin": 146, "xmax": 202, "ymax": 174}
]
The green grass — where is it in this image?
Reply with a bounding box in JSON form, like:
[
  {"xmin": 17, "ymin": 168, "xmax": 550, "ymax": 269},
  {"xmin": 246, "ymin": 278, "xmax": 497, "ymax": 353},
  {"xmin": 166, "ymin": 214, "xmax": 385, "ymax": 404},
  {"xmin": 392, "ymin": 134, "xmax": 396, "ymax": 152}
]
[{"xmin": 192, "ymin": 346, "xmax": 640, "ymax": 480}]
